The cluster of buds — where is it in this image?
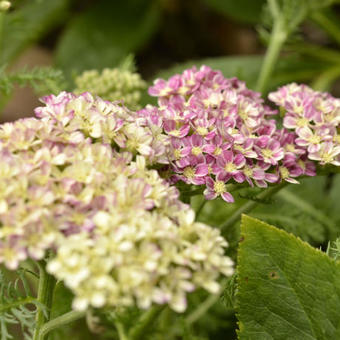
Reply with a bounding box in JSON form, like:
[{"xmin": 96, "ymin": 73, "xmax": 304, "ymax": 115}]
[
  {"xmin": 74, "ymin": 68, "xmax": 146, "ymax": 109},
  {"xmin": 269, "ymin": 83, "xmax": 340, "ymax": 166},
  {"xmin": 0, "ymin": 92, "xmax": 233, "ymax": 312},
  {"xmin": 144, "ymin": 66, "xmax": 316, "ymax": 202}
]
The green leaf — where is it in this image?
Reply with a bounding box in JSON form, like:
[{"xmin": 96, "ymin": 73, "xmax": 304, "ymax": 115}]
[
  {"xmin": 55, "ymin": 0, "xmax": 160, "ymax": 79},
  {"xmin": 1, "ymin": 0, "xmax": 70, "ymax": 64},
  {"xmin": 236, "ymin": 215, "xmax": 340, "ymax": 340},
  {"xmin": 201, "ymin": 0, "xmax": 266, "ymax": 24}
]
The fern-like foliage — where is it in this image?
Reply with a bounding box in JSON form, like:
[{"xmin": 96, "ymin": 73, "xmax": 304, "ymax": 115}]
[
  {"xmin": 0, "ymin": 268, "xmax": 43, "ymax": 340},
  {"xmin": 0, "ymin": 66, "xmax": 66, "ymax": 98}
]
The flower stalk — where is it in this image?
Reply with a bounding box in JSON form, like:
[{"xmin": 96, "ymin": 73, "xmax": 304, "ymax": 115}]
[
  {"xmin": 37, "ymin": 310, "xmax": 86, "ymax": 340},
  {"xmin": 220, "ymin": 182, "xmax": 288, "ymax": 232},
  {"xmin": 128, "ymin": 306, "xmax": 164, "ymax": 340},
  {"xmin": 256, "ymin": 0, "xmax": 287, "ymax": 93},
  {"xmin": 33, "ymin": 261, "xmax": 56, "ymax": 340}
]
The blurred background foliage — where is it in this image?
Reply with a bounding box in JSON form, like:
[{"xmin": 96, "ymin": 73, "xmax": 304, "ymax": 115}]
[
  {"xmin": 1, "ymin": 0, "xmax": 340, "ymax": 339},
  {"xmin": 2, "ymin": 0, "xmax": 340, "ymax": 121}
]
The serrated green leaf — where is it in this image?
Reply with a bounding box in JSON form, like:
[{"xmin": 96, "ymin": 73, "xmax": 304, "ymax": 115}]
[
  {"xmin": 236, "ymin": 215, "xmax": 340, "ymax": 340},
  {"xmin": 55, "ymin": 0, "xmax": 160, "ymax": 79},
  {"xmin": 201, "ymin": 0, "xmax": 266, "ymax": 24},
  {"xmin": 1, "ymin": 0, "xmax": 70, "ymax": 65}
]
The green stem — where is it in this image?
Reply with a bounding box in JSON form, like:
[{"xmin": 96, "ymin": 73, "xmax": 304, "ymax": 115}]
[
  {"xmin": 38, "ymin": 310, "xmax": 86, "ymax": 340},
  {"xmin": 256, "ymin": 5, "xmax": 287, "ymax": 93},
  {"xmin": 195, "ymin": 198, "xmax": 207, "ymax": 219},
  {"xmin": 33, "ymin": 261, "xmax": 56, "ymax": 340},
  {"xmin": 115, "ymin": 320, "xmax": 129, "ymax": 340},
  {"xmin": 0, "ymin": 12, "xmax": 4, "ymax": 64},
  {"xmin": 186, "ymin": 294, "xmax": 219, "ymax": 325},
  {"xmin": 128, "ymin": 306, "xmax": 163, "ymax": 340},
  {"xmin": 219, "ymin": 182, "xmax": 288, "ymax": 232}
]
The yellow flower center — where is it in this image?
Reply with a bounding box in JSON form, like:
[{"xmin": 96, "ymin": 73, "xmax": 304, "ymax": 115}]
[
  {"xmin": 238, "ymin": 109, "xmax": 247, "ymax": 120},
  {"xmin": 173, "ymin": 149, "xmax": 181, "ymax": 160},
  {"xmin": 243, "ymin": 166, "xmax": 253, "ymax": 177},
  {"xmin": 297, "ymin": 159, "xmax": 306, "ymax": 169},
  {"xmin": 286, "ymin": 144, "xmax": 295, "ymax": 152},
  {"xmin": 296, "ymin": 117, "xmax": 308, "ymax": 127},
  {"xmin": 279, "ymin": 166, "xmax": 289, "ymax": 179},
  {"xmin": 192, "ymin": 146, "xmax": 202, "ymax": 156},
  {"xmin": 183, "ymin": 167, "xmax": 195, "ymax": 179},
  {"xmin": 214, "ymin": 181, "xmax": 226, "ymax": 194},
  {"xmin": 225, "ymin": 163, "xmax": 237, "ymax": 172},
  {"xmin": 321, "ymin": 152, "xmax": 334, "ymax": 163},
  {"xmin": 308, "ymin": 135, "xmax": 321, "ymax": 144},
  {"xmin": 214, "ymin": 147, "xmax": 222, "ymax": 156},
  {"xmin": 262, "ymin": 149, "xmax": 273, "ymax": 159},
  {"xmin": 196, "ymin": 127, "xmax": 208, "ymax": 136},
  {"xmin": 170, "ymin": 130, "xmax": 181, "ymax": 137},
  {"xmin": 294, "ymin": 106, "xmax": 304, "ymax": 115},
  {"xmin": 234, "ymin": 145, "xmax": 244, "ymax": 153}
]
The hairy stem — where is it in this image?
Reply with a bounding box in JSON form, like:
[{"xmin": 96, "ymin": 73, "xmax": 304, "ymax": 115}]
[
  {"xmin": 256, "ymin": 1, "xmax": 287, "ymax": 93},
  {"xmin": 38, "ymin": 310, "xmax": 86, "ymax": 339},
  {"xmin": 33, "ymin": 261, "xmax": 56, "ymax": 340},
  {"xmin": 220, "ymin": 182, "xmax": 288, "ymax": 232}
]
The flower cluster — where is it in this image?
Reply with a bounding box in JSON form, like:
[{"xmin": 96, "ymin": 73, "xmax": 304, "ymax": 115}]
[
  {"xmin": 269, "ymin": 83, "xmax": 340, "ymax": 166},
  {"xmin": 74, "ymin": 68, "xmax": 146, "ymax": 109},
  {"xmin": 35, "ymin": 91, "xmax": 169, "ymax": 164},
  {"xmin": 48, "ymin": 155, "xmax": 233, "ymax": 313},
  {"xmin": 144, "ymin": 66, "xmax": 316, "ymax": 202},
  {"xmin": 0, "ymin": 92, "xmax": 233, "ymax": 313}
]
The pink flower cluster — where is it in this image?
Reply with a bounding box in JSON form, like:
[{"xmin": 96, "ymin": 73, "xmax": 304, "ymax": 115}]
[
  {"xmin": 143, "ymin": 66, "xmax": 316, "ymax": 202},
  {"xmin": 269, "ymin": 83, "xmax": 340, "ymax": 166}
]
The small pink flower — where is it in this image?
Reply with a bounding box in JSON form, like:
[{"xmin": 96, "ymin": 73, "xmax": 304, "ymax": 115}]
[
  {"xmin": 309, "ymin": 142, "xmax": 340, "ymax": 166},
  {"xmin": 204, "ymin": 176, "xmax": 234, "ymax": 202},
  {"xmin": 255, "ymin": 137, "xmax": 284, "ymax": 165},
  {"xmin": 178, "ymin": 163, "xmax": 209, "ymax": 185},
  {"xmin": 212, "ymin": 150, "xmax": 245, "ymax": 182},
  {"xmin": 163, "ymin": 120, "xmax": 190, "ymax": 138},
  {"xmin": 295, "ymin": 126, "xmax": 330, "ymax": 153}
]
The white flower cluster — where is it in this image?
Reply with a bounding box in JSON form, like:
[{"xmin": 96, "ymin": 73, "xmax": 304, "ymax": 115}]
[{"xmin": 48, "ymin": 156, "xmax": 233, "ymax": 313}]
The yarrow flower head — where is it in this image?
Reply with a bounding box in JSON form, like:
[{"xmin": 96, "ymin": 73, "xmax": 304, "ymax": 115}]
[
  {"xmin": 74, "ymin": 67, "xmax": 146, "ymax": 109},
  {"xmin": 269, "ymin": 83, "xmax": 340, "ymax": 166},
  {"xmin": 144, "ymin": 66, "xmax": 317, "ymax": 202},
  {"xmin": 0, "ymin": 92, "xmax": 233, "ymax": 313}
]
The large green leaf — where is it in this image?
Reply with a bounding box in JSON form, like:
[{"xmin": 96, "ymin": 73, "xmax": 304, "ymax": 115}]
[
  {"xmin": 201, "ymin": 0, "xmax": 266, "ymax": 24},
  {"xmin": 1, "ymin": 0, "xmax": 70, "ymax": 64},
  {"xmin": 55, "ymin": 0, "xmax": 160, "ymax": 78},
  {"xmin": 236, "ymin": 215, "xmax": 340, "ymax": 340}
]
